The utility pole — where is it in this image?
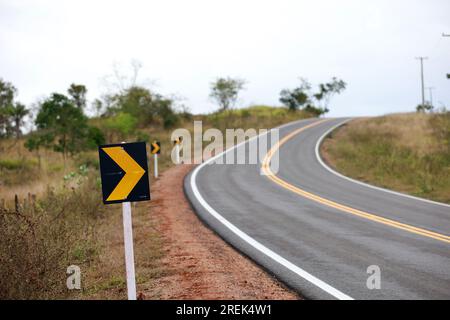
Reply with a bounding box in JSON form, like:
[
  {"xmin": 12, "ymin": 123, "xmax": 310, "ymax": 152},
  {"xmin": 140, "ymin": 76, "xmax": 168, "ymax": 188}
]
[
  {"xmin": 415, "ymin": 57, "xmax": 428, "ymax": 107},
  {"xmin": 426, "ymin": 87, "xmax": 435, "ymax": 107}
]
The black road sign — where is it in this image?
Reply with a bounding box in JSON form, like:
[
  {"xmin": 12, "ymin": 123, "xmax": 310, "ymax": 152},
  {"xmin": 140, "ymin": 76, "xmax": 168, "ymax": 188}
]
[
  {"xmin": 98, "ymin": 142, "xmax": 150, "ymax": 204},
  {"xmin": 151, "ymin": 141, "xmax": 161, "ymax": 154}
]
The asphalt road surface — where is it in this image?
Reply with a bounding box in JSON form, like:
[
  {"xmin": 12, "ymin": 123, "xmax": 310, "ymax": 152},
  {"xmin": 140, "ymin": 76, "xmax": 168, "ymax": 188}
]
[{"xmin": 184, "ymin": 118, "xmax": 450, "ymax": 300}]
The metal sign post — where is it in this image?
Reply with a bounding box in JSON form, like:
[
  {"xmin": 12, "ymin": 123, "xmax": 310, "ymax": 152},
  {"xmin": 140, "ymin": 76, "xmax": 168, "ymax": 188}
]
[{"xmin": 98, "ymin": 141, "xmax": 151, "ymax": 300}]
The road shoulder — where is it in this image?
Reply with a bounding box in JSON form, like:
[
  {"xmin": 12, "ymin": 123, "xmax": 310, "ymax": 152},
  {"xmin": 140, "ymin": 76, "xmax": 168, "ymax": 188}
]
[{"xmin": 142, "ymin": 164, "xmax": 299, "ymax": 299}]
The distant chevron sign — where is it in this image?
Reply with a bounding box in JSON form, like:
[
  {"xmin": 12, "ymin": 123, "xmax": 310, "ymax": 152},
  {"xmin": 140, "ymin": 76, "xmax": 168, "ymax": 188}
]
[
  {"xmin": 98, "ymin": 142, "xmax": 150, "ymax": 204},
  {"xmin": 151, "ymin": 141, "xmax": 161, "ymax": 154}
]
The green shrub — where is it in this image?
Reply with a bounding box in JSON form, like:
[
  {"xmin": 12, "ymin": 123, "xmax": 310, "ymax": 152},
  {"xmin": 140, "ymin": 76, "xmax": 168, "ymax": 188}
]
[
  {"xmin": 105, "ymin": 112, "xmax": 138, "ymax": 136},
  {"xmin": 75, "ymin": 152, "xmax": 99, "ymax": 169},
  {"xmin": 0, "ymin": 159, "xmax": 36, "ymax": 170}
]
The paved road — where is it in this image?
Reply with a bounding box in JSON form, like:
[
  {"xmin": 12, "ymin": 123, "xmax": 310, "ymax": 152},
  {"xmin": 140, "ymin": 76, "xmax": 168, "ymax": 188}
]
[{"xmin": 184, "ymin": 118, "xmax": 450, "ymax": 300}]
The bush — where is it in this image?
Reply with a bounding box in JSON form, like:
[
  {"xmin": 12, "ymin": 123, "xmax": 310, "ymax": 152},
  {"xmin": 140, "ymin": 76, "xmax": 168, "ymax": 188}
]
[
  {"xmin": 135, "ymin": 130, "xmax": 150, "ymax": 142},
  {"xmin": 0, "ymin": 159, "xmax": 35, "ymax": 170},
  {"xmin": 86, "ymin": 126, "xmax": 105, "ymax": 149},
  {"xmin": 105, "ymin": 112, "xmax": 138, "ymax": 136},
  {"xmin": 0, "ymin": 174, "xmax": 102, "ymax": 299},
  {"xmin": 0, "ymin": 159, "xmax": 39, "ymax": 185},
  {"xmin": 75, "ymin": 152, "xmax": 99, "ymax": 169}
]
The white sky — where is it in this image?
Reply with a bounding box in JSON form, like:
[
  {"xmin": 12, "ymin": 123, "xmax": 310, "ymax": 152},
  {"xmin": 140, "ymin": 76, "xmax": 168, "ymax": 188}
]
[{"xmin": 1, "ymin": 0, "xmax": 449, "ymax": 117}]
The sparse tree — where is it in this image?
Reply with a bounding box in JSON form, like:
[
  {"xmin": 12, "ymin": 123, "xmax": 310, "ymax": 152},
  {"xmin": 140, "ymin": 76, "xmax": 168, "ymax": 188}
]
[
  {"xmin": 279, "ymin": 78, "xmax": 312, "ymax": 111},
  {"xmin": 0, "ymin": 79, "xmax": 29, "ymax": 138},
  {"xmin": 67, "ymin": 84, "xmax": 87, "ymax": 109},
  {"xmin": 103, "ymin": 59, "xmax": 144, "ymax": 93},
  {"xmin": 210, "ymin": 77, "xmax": 246, "ymax": 111},
  {"xmin": 92, "ymin": 98, "xmax": 104, "ymax": 117},
  {"xmin": 416, "ymin": 103, "xmax": 433, "ymax": 113},
  {"xmin": 0, "ymin": 79, "xmax": 17, "ymax": 137},
  {"xmin": 280, "ymin": 77, "xmax": 346, "ymax": 116},
  {"xmin": 8, "ymin": 103, "xmax": 29, "ymax": 138},
  {"xmin": 313, "ymin": 77, "xmax": 346, "ymax": 113},
  {"xmin": 33, "ymin": 93, "xmax": 90, "ymax": 164}
]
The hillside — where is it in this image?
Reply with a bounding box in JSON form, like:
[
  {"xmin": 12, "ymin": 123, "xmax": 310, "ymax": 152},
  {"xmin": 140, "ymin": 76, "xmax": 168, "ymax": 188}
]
[
  {"xmin": 0, "ymin": 105, "xmax": 312, "ymax": 299},
  {"xmin": 321, "ymin": 112, "xmax": 450, "ymax": 204}
]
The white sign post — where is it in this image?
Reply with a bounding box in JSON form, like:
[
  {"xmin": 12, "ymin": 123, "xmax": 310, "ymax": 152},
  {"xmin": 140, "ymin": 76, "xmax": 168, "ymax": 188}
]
[
  {"xmin": 175, "ymin": 144, "xmax": 180, "ymax": 164},
  {"xmin": 154, "ymin": 153, "xmax": 158, "ymax": 178},
  {"xmin": 122, "ymin": 201, "xmax": 137, "ymax": 300},
  {"xmin": 99, "ymin": 141, "xmax": 150, "ymax": 301}
]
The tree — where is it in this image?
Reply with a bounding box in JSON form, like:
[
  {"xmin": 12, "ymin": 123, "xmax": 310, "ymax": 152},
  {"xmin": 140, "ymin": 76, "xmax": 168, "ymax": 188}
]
[
  {"xmin": 24, "ymin": 132, "xmax": 46, "ymax": 168},
  {"xmin": 210, "ymin": 77, "xmax": 245, "ymax": 111},
  {"xmin": 103, "ymin": 59, "xmax": 144, "ymax": 93},
  {"xmin": 279, "ymin": 78, "xmax": 311, "ymax": 111},
  {"xmin": 92, "ymin": 98, "xmax": 104, "ymax": 117},
  {"xmin": 416, "ymin": 103, "xmax": 433, "ymax": 113},
  {"xmin": 280, "ymin": 77, "xmax": 346, "ymax": 116},
  {"xmin": 313, "ymin": 77, "xmax": 346, "ymax": 113},
  {"xmin": 0, "ymin": 79, "xmax": 17, "ymax": 137},
  {"xmin": 8, "ymin": 103, "xmax": 29, "ymax": 138},
  {"xmin": 33, "ymin": 93, "xmax": 90, "ymax": 163},
  {"xmin": 104, "ymin": 86, "xmax": 178, "ymax": 128},
  {"xmin": 67, "ymin": 84, "xmax": 87, "ymax": 109}
]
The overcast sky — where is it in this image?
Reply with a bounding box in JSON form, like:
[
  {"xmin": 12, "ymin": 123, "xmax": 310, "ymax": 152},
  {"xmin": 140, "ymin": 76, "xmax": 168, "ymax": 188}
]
[{"xmin": 1, "ymin": 0, "xmax": 449, "ymax": 117}]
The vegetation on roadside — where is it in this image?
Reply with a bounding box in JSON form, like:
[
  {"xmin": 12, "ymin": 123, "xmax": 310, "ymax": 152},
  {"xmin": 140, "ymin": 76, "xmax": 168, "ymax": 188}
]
[
  {"xmin": 0, "ymin": 59, "xmax": 350, "ymax": 299},
  {"xmin": 0, "ymin": 169, "xmax": 101, "ymax": 299},
  {"xmin": 322, "ymin": 112, "xmax": 450, "ymax": 204},
  {"xmin": 279, "ymin": 77, "xmax": 346, "ymax": 116}
]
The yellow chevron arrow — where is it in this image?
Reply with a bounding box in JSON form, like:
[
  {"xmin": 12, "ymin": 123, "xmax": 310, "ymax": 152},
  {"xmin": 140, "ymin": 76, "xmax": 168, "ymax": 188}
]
[
  {"xmin": 151, "ymin": 142, "xmax": 160, "ymax": 154},
  {"xmin": 102, "ymin": 146, "xmax": 145, "ymax": 201}
]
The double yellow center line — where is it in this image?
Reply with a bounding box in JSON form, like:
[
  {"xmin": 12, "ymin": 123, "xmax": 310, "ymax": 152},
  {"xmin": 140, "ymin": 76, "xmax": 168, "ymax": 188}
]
[{"xmin": 261, "ymin": 120, "xmax": 450, "ymax": 244}]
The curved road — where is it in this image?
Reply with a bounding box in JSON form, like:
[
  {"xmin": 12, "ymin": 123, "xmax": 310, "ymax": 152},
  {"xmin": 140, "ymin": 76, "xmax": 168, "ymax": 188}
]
[{"xmin": 184, "ymin": 118, "xmax": 450, "ymax": 300}]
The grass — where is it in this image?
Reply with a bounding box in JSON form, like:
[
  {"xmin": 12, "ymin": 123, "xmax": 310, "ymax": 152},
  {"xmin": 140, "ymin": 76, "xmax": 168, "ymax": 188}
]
[
  {"xmin": 322, "ymin": 112, "xmax": 450, "ymax": 204},
  {"xmin": 0, "ymin": 105, "xmax": 314, "ymax": 299},
  {"xmin": 0, "ymin": 173, "xmax": 102, "ymax": 299}
]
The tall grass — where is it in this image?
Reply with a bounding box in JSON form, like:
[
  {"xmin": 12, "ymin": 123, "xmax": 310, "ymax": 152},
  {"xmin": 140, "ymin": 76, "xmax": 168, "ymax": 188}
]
[
  {"xmin": 199, "ymin": 105, "xmax": 312, "ymax": 132},
  {"xmin": 322, "ymin": 112, "xmax": 450, "ymax": 204},
  {"xmin": 0, "ymin": 172, "xmax": 102, "ymax": 299}
]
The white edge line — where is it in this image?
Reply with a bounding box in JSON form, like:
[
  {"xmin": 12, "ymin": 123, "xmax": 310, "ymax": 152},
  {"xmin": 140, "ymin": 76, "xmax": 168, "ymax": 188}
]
[
  {"xmin": 189, "ymin": 118, "xmax": 354, "ymax": 301},
  {"xmin": 315, "ymin": 119, "xmax": 450, "ymax": 209}
]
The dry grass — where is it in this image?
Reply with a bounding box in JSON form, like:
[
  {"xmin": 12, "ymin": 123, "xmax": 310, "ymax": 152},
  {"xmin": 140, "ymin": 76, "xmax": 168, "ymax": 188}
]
[
  {"xmin": 322, "ymin": 112, "xmax": 450, "ymax": 204},
  {"xmin": 0, "ymin": 174, "xmax": 102, "ymax": 299},
  {"xmin": 0, "ymin": 135, "xmax": 164, "ymax": 299}
]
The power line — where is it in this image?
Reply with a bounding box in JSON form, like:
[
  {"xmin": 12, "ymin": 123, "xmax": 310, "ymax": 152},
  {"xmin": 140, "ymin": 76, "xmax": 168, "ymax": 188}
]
[{"xmin": 415, "ymin": 57, "xmax": 428, "ymax": 106}]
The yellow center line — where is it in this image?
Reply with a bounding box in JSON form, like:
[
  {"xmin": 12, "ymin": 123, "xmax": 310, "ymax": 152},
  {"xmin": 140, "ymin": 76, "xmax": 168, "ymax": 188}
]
[{"xmin": 261, "ymin": 119, "xmax": 450, "ymax": 244}]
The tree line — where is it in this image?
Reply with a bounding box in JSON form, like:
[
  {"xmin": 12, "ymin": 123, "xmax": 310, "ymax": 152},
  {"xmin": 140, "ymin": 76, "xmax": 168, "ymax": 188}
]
[
  {"xmin": 0, "ymin": 73, "xmax": 347, "ymax": 162},
  {"xmin": 208, "ymin": 76, "xmax": 346, "ymax": 116}
]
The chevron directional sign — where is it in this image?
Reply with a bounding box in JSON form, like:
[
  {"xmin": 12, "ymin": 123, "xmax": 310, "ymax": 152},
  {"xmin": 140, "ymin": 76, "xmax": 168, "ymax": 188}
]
[{"xmin": 98, "ymin": 142, "xmax": 150, "ymax": 204}]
